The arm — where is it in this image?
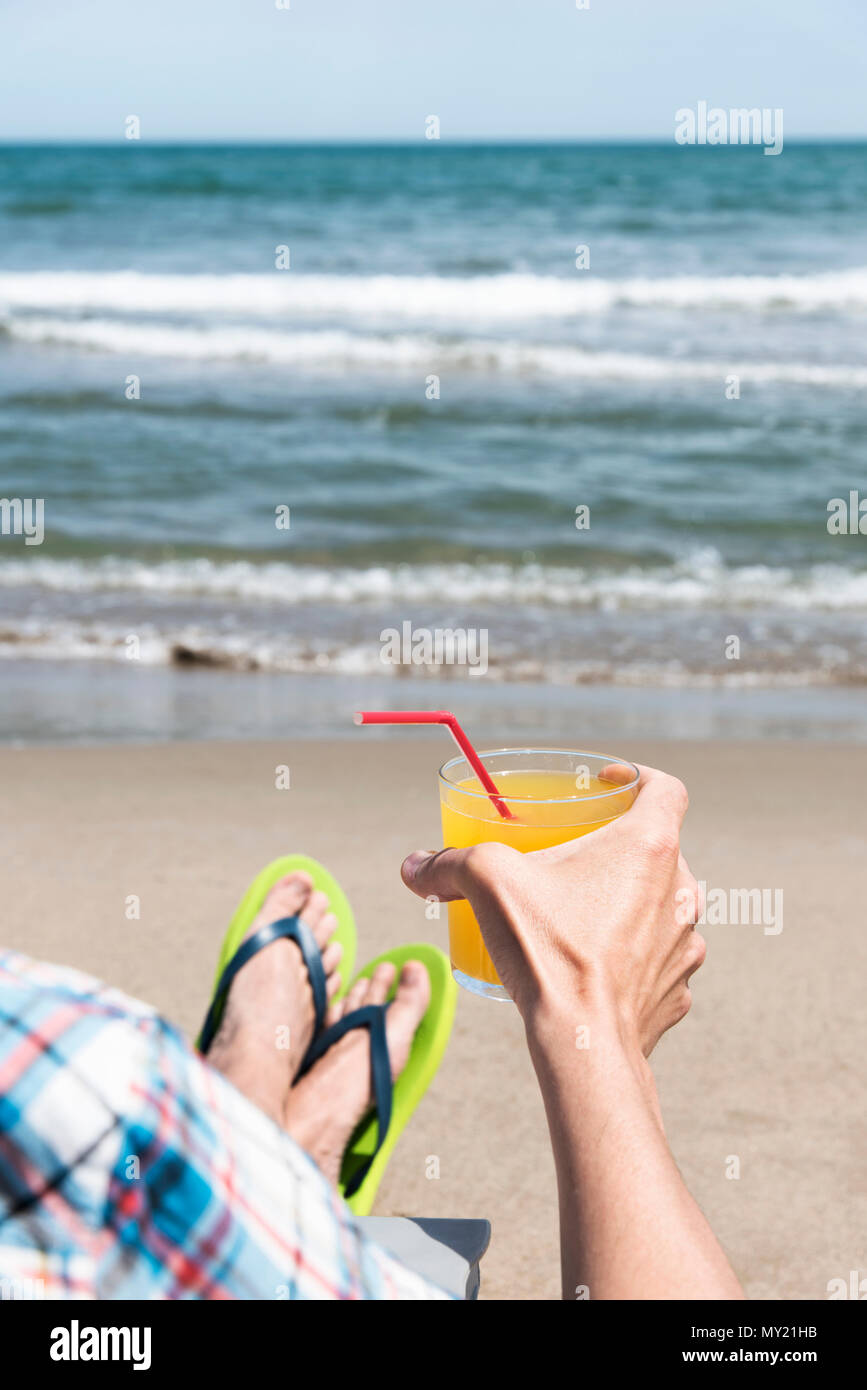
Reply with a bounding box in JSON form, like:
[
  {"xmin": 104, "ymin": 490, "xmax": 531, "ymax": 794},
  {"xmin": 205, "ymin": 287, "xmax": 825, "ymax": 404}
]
[
  {"xmin": 529, "ymin": 1003, "xmax": 742, "ymax": 1299},
  {"xmin": 402, "ymin": 764, "xmax": 744, "ymax": 1300}
]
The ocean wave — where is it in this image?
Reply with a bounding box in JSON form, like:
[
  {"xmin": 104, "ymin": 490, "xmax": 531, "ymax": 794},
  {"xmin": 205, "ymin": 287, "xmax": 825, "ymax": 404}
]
[
  {"xmin": 0, "ymin": 617, "xmax": 862, "ymax": 688},
  {"xmin": 2, "ymin": 267, "xmax": 867, "ymax": 320},
  {"xmin": 6, "ymin": 315, "xmax": 867, "ymax": 386},
  {"xmin": 2, "ymin": 553, "xmax": 867, "ymax": 612}
]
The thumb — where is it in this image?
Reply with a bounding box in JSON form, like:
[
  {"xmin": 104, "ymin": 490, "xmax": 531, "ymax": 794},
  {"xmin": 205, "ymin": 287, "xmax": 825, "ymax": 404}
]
[{"xmin": 401, "ymin": 846, "xmax": 477, "ymax": 902}]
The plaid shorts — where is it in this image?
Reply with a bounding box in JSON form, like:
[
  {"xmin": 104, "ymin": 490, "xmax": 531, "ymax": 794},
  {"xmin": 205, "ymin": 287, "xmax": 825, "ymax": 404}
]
[{"xmin": 0, "ymin": 951, "xmax": 451, "ymax": 1300}]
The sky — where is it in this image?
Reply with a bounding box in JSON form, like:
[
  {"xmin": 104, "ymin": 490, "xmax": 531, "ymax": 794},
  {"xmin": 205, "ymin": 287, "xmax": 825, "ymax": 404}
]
[{"xmin": 1, "ymin": 0, "xmax": 866, "ymax": 141}]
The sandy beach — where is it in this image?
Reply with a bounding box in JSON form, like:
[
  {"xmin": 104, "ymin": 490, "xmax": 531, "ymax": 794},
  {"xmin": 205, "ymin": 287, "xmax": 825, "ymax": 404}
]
[{"xmin": 2, "ymin": 735, "xmax": 864, "ymax": 1300}]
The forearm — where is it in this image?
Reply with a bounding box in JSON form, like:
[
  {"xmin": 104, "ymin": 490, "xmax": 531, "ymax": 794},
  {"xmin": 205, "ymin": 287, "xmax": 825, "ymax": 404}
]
[{"xmin": 526, "ymin": 1004, "xmax": 744, "ymax": 1301}]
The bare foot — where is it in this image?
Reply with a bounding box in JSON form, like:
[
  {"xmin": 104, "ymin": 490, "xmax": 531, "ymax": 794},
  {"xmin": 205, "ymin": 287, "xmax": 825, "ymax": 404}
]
[
  {"xmin": 206, "ymin": 872, "xmax": 343, "ymax": 1124},
  {"xmin": 284, "ymin": 960, "xmax": 430, "ymax": 1185}
]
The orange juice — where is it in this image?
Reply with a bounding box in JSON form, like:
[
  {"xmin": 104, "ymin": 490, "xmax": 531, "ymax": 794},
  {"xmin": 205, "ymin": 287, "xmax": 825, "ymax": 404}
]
[{"xmin": 439, "ymin": 751, "xmax": 638, "ymax": 999}]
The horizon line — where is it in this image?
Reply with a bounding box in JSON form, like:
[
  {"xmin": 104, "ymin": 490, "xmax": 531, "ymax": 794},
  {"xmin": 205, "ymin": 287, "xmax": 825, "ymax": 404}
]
[{"xmin": 2, "ymin": 134, "xmax": 867, "ymax": 147}]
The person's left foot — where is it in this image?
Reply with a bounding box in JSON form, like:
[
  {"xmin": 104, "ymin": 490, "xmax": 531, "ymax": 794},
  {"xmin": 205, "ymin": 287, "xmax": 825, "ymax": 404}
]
[
  {"xmin": 205, "ymin": 872, "xmax": 343, "ymax": 1124},
  {"xmin": 284, "ymin": 959, "xmax": 430, "ymax": 1186}
]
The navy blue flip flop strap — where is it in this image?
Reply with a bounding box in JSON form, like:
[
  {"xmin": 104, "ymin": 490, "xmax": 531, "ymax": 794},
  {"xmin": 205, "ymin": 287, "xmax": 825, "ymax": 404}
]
[
  {"xmin": 299, "ymin": 1003, "xmax": 393, "ymax": 1199},
  {"xmin": 199, "ymin": 915, "xmax": 327, "ymax": 1056}
]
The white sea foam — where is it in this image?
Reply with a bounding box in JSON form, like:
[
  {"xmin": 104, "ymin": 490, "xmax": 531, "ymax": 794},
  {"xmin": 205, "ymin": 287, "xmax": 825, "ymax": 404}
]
[
  {"xmin": 0, "ymin": 617, "xmax": 860, "ymax": 687},
  {"xmin": 2, "ymin": 553, "xmax": 867, "ymax": 611},
  {"xmin": 6, "ymin": 314, "xmax": 867, "ymax": 386},
  {"xmin": 2, "ymin": 267, "xmax": 867, "ymax": 320}
]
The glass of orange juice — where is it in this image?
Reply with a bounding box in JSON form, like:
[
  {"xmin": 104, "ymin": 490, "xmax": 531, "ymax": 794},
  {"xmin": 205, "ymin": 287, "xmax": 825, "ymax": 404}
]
[{"xmin": 439, "ymin": 748, "xmax": 639, "ymax": 999}]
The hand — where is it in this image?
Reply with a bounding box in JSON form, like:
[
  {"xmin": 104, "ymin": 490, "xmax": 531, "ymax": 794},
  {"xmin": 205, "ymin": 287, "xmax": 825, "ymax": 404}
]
[
  {"xmin": 403, "ymin": 765, "xmax": 743, "ymax": 1300},
  {"xmin": 401, "ymin": 764, "xmax": 705, "ymax": 1057}
]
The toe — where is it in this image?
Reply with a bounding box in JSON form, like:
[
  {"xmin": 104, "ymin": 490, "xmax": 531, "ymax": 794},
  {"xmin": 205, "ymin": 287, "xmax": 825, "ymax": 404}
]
[
  {"xmin": 309, "ymin": 909, "xmax": 338, "ymax": 951},
  {"xmin": 393, "ymin": 961, "xmax": 430, "ymax": 1018},
  {"xmin": 323, "ymin": 996, "xmax": 344, "ymax": 1027},
  {"xmin": 384, "ymin": 961, "xmax": 430, "ymax": 1078},
  {"xmin": 321, "ymin": 941, "xmax": 342, "ymax": 977},
  {"xmin": 344, "ymin": 973, "xmax": 370, "ymax": 1013},
  {"xmin": 366, "ymin": 961, "xmax": 396, "ymax": 1006},
  {"xmin": 260, "ymin": 872, "xmax": 313, "ymax": 928},
  {"xmin": 300, "ymin": 890, "xmax": 330, "ymax": 934}
]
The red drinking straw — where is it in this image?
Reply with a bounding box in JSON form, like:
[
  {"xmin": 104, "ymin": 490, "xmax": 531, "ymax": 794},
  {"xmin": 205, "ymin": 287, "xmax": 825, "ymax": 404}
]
[{"xmin": 353, "ymin": 709, "xmax": 515, "ymax": 820}]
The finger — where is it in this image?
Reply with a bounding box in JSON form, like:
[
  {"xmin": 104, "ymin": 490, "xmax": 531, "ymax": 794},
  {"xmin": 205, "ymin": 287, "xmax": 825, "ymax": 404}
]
[
  {"xmin": 401, "ymin": 845, "xmax": 488, "ymax": 902},
  {"xmin": 599, "ymin": 762, "xmax": 637, "ymax": 786},
  {"xmin": 684, "ymin": 931, "xmax": 707, "ymax": 982},
  {"xmin": 622, "ymin": 762, "xmax": 689, "ymax": 834}
]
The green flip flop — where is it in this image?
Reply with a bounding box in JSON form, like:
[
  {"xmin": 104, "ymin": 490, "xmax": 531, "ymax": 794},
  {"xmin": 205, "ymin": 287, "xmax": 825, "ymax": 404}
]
[
  {"xmin": 300, "ymin": 943, "xmax": 457, "ymax": 1216},
  {"xmin": 198, "ymin": 855, "xmax": 358, "ymax": 1052}
]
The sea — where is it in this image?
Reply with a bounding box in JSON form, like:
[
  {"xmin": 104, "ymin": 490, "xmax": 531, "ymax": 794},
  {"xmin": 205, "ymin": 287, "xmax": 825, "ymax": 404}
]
[{"xmin": 1, "ymin": 141, "xmax": 866, "ymax": 743}]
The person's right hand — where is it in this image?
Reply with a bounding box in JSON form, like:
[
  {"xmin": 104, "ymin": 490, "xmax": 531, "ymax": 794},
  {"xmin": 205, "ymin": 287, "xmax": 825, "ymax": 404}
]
[{"xmin": 401, "ymin": 764, "xmax": 705, "ymax": 1057}]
